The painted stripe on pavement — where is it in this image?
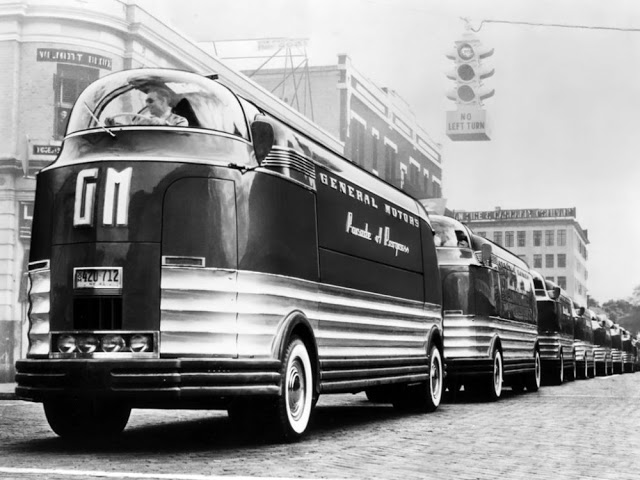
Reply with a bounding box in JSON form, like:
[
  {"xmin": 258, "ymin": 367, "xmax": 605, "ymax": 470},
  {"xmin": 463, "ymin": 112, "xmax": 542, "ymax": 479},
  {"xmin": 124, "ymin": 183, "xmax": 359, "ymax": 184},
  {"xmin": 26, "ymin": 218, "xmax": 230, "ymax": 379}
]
[{"xmin": 0, "ymin": 467, "xmax": 343, "ymax": 480}]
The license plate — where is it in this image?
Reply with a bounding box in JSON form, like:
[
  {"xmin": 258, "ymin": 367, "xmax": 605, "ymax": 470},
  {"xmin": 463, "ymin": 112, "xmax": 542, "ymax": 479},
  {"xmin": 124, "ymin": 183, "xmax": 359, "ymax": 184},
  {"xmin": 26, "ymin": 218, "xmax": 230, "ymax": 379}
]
[{"xmin": 74, "ymin": 267, "xmax": 122, "ymax": 289}]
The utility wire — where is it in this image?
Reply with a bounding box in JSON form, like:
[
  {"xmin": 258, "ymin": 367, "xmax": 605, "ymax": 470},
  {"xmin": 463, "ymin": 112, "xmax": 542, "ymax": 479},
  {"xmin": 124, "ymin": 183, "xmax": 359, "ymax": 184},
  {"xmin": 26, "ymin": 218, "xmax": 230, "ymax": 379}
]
[{"xmin": 467, "ymin": 18, "xmax": 640, "ymax": 33}]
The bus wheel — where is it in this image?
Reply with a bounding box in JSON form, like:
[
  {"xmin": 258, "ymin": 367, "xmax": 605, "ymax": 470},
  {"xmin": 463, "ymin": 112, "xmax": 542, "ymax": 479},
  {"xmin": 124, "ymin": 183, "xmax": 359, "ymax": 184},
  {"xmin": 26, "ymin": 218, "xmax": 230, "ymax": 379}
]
[
  {"xmin": 553, "ymin": 352, "xmax": 565, "ymax": 385},
  {"xmin": 566, "ymin": 353, "xmax": 576, "ymax": 382},
  {"xmin": 270, "ymin": 336, "xmax": 313, "ymax": 441},
  {"xmin": 484, "ymin": 348, "xmax": 503, "ymax": 401},
  {"xmin": 525, "ymin": 350, "xmax": 541, "ymax": 392},
  {"xmin": 44, "ymin": 398, "xmax": 130, "ymax": 441},
  {"xmin": 393, "ymin": 344, "xmax": 443, "ymax": 412},
  {"xmin": 580, "ymin": 354, "xmax": 588, "ymax": 379}
]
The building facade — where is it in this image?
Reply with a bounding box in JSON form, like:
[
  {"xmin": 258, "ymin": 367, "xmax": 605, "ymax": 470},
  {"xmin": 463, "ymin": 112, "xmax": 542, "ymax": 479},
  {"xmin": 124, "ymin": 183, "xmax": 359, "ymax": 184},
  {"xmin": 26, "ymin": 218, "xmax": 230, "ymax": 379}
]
[
  {"xmin": 244, "ymin": 54, "xmax": 443, "ymax": 200},
  {"xmin": 0, "ymin": 0, "xmax": 344, "ymax": 381},
  {"xmin": 454, "ymin": 207, "xmax": 589, "ymax": 306}
]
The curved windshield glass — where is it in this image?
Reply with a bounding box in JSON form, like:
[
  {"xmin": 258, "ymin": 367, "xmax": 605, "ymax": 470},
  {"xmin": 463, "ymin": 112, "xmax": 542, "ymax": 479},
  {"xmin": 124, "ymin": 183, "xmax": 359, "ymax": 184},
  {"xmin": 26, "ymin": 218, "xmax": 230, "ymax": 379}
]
[
  {"xmin": 66, "ymin": 69, "xmax": 249, "ymax": 139},
  {"xmin": 431, "ymin": 215, "xmax": 471, "ymax": 248}
]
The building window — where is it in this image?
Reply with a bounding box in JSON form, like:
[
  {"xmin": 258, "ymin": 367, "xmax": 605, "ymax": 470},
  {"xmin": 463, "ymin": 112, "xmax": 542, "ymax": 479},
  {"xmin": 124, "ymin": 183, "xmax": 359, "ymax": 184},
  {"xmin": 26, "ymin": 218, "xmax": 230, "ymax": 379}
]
[
  {"xmin": 545, "ymin": 254, "xmax": 554, "ymax": 268},
  {"xmin": 518, "ymin": 255, "xmax": 527, "ymax": 264},
  {"xmin": 557, "ymin": 254, "xmax": 566, "ymax": 268},
  {"xmin": 545, "ymin": 230, "xmax": 554, "ymax": 246},
  {"xmin": 384, "ymin": 144, "xmax": 396, "ymax": 184},
  {"xmin": 557, "ymin": 229, "xmax": 566, "ymax": 246},
  {"xmin": 533, "ymin": 254, "xmax": 542, "ymax": 268},
  {"xmin": 493, "ymin": 231, "xmax": 502, "ymax": 245},
  {"xmin": 533, "ymin": 230, "xmax": 542, "ymax": 247},
  {"xmin": 349, "ymin": 118, "xmax": 366, "ymax": 167},
  {"xmin": 505, "ymin": 231, "xmax": 514, "ymax": 248},
  {"xmin": 371, "ymin": 135, "xmax": 379, "ymax": 172},
  {"xmin": 54, "ymin": 64, "xmax": 99, "ymax": 140},
  {"xmin": 517, "ymin": 231, "xmax": 526, "ymax": 247},
  {"xmin": 557, "ymin": 276, "xmax": 567, "ymax": 289},
  {"xmin": 477, "ymin": 231, "xmax": 487, "ymax": 238},
  {"xmin": 546, "ymin": 276, "xmax": 555, "ymax": 282}
]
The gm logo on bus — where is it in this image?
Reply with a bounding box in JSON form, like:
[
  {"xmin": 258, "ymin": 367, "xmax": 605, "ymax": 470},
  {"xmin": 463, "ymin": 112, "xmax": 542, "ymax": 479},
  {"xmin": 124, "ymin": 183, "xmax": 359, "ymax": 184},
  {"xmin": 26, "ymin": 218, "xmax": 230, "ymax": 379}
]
[{"xmin": 73, "ymin": 167, "xmax": 132, "ymax": 227}]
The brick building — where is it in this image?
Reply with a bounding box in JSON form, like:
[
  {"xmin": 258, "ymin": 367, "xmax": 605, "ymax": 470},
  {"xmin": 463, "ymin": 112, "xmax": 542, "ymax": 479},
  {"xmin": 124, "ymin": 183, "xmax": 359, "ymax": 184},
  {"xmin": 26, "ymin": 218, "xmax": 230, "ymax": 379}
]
[
  {"xmin": 244, "ymin": 54, "xmax": 443, "ymax": 200},
  {"xmin": 454, "ymin": 207, "xmax": 590, "ymax": 306}
]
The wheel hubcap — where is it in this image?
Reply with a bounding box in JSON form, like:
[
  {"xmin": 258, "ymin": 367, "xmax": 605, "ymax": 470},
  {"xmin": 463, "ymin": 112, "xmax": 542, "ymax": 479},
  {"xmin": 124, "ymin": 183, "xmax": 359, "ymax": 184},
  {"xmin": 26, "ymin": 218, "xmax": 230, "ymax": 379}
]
[
  {"xmin": 431, "ymin": 354, "xmax": 442, "ymax": 401},
  {"xmin": 493, "ymin": 353, "xmax": 502, "ymax": 395},
  {"xmin": 287, "ymin": 359, "xmax": 305, "ymax": 420}
]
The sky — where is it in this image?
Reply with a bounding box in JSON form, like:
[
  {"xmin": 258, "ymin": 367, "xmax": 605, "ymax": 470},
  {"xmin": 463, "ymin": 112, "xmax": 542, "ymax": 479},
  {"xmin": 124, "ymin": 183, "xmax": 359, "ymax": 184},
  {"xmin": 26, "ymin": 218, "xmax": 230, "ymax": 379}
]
[{"xmin": 140, "ymin": 0, "xmax": 640, "ymax": 303}]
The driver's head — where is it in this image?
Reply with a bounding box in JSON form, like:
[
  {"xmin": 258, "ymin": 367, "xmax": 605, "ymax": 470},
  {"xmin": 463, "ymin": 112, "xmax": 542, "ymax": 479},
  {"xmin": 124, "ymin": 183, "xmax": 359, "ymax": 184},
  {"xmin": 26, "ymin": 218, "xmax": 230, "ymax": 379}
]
[{"xmin": 145, "ymin": 88, "xmax": 172, "ymax": 117}]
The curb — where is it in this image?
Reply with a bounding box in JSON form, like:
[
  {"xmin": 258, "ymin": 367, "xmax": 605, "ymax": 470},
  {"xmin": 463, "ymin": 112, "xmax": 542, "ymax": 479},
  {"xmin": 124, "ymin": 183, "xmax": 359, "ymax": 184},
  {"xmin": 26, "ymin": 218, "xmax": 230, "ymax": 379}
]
[{"xmin": 0, "ymin": 385, "xmax": 18, "ymax": 401}]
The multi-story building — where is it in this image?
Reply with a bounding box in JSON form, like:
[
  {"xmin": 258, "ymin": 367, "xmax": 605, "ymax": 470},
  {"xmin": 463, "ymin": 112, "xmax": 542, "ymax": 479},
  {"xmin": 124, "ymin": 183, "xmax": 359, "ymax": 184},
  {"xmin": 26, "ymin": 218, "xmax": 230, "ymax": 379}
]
[
  {"xmin": 243, "ymin": 54, "xmax": 443, "ymax": 200},
  {"xmin": 453, "ymin": 207, "xmax": 589, "ymax": 306}
]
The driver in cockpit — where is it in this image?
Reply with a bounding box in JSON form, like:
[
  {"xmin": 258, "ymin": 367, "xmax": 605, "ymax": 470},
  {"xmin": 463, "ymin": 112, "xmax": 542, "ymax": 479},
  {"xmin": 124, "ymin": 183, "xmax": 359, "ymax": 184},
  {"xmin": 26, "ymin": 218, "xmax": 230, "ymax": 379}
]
[{"xmin": 105, "ymin": 87, "xmax": 188, "ymax": 127}]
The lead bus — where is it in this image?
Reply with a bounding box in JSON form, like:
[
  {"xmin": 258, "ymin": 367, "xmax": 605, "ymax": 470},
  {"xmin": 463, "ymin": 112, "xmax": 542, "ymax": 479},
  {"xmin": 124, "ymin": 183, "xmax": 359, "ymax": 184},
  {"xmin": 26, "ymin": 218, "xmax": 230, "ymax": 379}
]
[
  {"xmin": 16, "ymin": 69, "xmax": 444, "ymax": 442},
  {"xmin": 429, "ymin": 215, "xmax": 540, "ymax": 400}
]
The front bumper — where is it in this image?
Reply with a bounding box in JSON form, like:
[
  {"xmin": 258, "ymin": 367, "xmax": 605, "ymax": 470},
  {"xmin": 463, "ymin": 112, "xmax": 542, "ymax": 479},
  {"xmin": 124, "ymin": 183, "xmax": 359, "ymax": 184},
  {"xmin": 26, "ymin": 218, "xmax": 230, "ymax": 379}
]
[{"xmin": 15, "ymin": 358, "xmax": 281, "ymax": 406}]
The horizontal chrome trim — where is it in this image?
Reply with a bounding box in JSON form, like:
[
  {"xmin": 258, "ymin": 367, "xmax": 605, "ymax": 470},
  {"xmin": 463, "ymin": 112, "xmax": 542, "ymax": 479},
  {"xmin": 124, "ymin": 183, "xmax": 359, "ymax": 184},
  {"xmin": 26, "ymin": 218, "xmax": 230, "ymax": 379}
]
[
  {"xmin": 162, "ymin": 256, "xmax": 206, "ymax": 268},
  {"xmin": 161, "ymin": 268, "xmax": 441, "ymax": 360},
  {"xmin": 65, "ymin": 127, "xmax": 251, "ymax": 144},
  {"xmin": 443, "ymin": 314, "xmax": 537, "ymax": 361},
  {"xmin": 28, "ymin": 269, "xmax": 51, "ymax": 357},
  {"xmin": 263, "ymin": 146, "xmax": 316, "ymax": 178}
]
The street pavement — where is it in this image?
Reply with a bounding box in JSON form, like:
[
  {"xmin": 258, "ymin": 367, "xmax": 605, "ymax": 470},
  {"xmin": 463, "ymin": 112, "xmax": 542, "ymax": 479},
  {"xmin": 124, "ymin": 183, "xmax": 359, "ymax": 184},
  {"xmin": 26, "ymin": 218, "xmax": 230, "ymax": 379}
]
[{"xmin": 1, "ymin": 374, "xmax": 640, "ymax": 480}]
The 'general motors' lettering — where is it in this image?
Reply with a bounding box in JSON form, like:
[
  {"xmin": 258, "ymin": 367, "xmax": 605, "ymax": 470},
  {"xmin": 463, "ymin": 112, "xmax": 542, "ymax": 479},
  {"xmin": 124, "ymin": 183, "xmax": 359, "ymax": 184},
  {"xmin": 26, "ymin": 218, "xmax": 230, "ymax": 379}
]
[{"xmin": 319, "ymin": 172, "xmax": 378, "ymax": 208}]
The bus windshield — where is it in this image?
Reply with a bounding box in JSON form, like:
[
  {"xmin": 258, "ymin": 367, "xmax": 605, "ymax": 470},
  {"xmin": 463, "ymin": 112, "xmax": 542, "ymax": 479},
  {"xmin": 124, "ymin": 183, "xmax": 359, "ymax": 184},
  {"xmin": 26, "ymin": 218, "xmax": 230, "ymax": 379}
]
[
  {"xmin": 431, "ymin": 215, "xmax": 470, "ymax": 248},
  {"xmin": 66, "ymin": 69, "xmax": 249, "ymax": 139}
]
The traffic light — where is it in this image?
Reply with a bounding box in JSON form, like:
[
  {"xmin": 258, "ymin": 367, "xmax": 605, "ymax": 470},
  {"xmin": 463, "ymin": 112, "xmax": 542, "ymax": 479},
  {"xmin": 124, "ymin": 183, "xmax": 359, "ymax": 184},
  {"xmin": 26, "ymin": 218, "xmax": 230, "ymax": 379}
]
[{"xmin": 446, "ymin": 35, "xmax": 494, "ymax": 106}]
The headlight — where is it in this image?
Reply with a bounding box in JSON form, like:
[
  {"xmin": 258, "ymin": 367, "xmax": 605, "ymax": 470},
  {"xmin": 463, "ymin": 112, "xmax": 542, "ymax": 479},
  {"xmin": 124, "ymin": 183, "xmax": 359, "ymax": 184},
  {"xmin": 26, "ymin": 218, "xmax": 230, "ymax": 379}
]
[
  {"xmin": 130, "ymin": 334, "xmax": 151, "ymax": 352},
  {"xmin": 76, "ymin": 335, "xmax": 99, "ymax": 353},
  {"xmin": 101, "ymin": 334, "xmax": 126, "ymax": 352},
  {"xmin": 57, "ymin": 335, "xmax": 76, "ymax": 353}
]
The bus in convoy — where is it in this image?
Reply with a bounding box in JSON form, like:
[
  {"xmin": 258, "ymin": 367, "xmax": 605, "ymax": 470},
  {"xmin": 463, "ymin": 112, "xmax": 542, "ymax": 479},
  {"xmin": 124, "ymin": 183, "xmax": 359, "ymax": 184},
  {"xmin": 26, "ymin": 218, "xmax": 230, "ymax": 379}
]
[
  {"xmin": 592, "ymin": 314, "xmax": 613, "ymax": 376},
  {"xmin": 607, "ymin": 320, "xmax": 624, "ymax": 374},
  {"xmin": 620, "ymin": 327, "xmax": 635, "ymax": 373},
  {"xmin": 531, "ymin": 272, "xmax": 576, "ymax": 385},
  {"xmin": 573, "ymin": 304, "xmax": 596, "ymax": 379},
  {"xmin": 15, "ymin": 69, "xmax": 445, "ymax": 442},
  {"xmin": 429, "ymin": 215, "xmax": 540, "ymax": 400}
]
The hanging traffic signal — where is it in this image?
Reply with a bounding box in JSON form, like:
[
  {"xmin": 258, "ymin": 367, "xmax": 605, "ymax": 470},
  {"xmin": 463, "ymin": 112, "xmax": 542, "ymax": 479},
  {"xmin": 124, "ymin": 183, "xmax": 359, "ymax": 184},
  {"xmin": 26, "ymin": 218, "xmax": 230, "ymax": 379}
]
[{"xmin": 446, "ymin": 36, "xmax": 495, "ymax": 106}]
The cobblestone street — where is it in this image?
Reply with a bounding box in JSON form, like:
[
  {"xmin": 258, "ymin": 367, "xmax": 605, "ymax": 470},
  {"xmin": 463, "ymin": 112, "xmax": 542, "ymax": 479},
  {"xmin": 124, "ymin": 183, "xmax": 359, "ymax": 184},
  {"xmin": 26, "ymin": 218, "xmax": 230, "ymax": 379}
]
[{"xmin": 1, "ymin": 374, "xmax": 639, "ymax": 479}]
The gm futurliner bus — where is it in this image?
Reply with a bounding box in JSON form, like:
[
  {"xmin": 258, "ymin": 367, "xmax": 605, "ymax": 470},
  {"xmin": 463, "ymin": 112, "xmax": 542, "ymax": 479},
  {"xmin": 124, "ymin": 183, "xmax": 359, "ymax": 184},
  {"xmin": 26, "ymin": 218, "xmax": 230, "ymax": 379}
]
[
  {"xmin": 16, "ymin": 69, "xmax": 445, "ymax": 441},
  {"xmin": 429, "ymin": 215, "xmax": 540, "ymax": 400}
]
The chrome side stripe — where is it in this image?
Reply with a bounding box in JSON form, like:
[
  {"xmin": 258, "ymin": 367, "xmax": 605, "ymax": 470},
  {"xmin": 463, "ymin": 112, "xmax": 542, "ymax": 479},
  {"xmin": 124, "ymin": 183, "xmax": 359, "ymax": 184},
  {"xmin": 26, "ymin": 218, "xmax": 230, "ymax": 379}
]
[
  {"xmin": 28, "ymin": 269, "xmax": 51, "ymax": 356},
  {"xmin": 160, "ymin": 268, "xmax": 440, "ymax": 359}
]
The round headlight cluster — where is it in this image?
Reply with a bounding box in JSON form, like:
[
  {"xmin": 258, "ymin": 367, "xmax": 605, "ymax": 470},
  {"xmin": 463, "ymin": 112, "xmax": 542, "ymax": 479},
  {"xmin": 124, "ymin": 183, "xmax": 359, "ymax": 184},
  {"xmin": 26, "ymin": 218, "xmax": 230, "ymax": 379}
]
[
  {"xmin": 130, "ymin": 334, "xmax": 151, "ymax": 352},
  {"xmin": 101, "ymin": 334, "xmax": 126, "ymax": 352},
  {"xmin": 57, "ymin": 335, "xmax": 76, "ymax": 354},
  {"xmin": 77, "ymin": 335, "xmax": 99, "ymax": 353},
  {"xmin": 53, "ymin": 333, "xmax": 153, "ymax": 354}
]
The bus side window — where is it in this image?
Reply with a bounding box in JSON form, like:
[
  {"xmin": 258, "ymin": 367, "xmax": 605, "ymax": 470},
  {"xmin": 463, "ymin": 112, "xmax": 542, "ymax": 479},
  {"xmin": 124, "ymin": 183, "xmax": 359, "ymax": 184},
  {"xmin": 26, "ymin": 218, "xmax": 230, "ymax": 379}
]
[{"xmin": 472, "ymin": 266, "xmax": 500, "ymax": 317}]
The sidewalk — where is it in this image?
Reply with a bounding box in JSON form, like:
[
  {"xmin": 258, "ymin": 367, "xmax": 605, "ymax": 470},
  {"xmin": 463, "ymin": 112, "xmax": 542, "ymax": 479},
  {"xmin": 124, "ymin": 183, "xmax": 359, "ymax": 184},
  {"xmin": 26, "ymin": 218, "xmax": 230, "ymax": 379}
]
[{"xmin": 0, "ymin": 383, "xmax": 17, "ymax": 400}]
